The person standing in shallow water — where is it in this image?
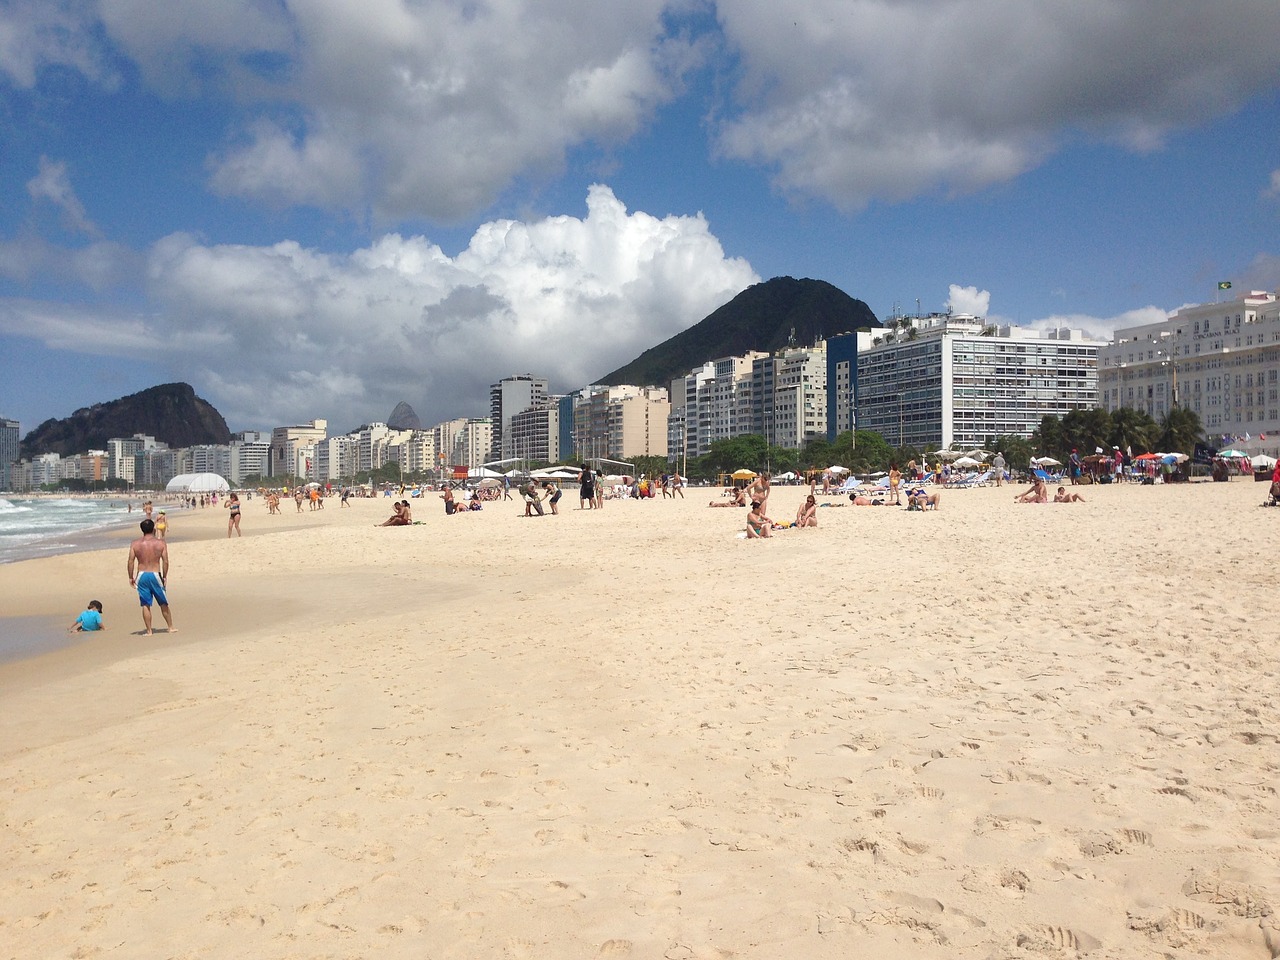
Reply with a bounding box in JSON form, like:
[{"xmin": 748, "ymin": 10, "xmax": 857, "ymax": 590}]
[{"xmin": 128, "ymin": 519, "xmax": 175, "ymax": 636}]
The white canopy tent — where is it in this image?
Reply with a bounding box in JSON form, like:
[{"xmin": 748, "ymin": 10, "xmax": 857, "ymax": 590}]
[{"xmin": 166, "ymin": 472, "xmax": 230, "ymax": 493}]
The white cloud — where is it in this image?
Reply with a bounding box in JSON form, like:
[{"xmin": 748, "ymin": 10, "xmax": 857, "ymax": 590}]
[
  {"xmin": 714, "ymin": 0, "xmax": 1280, "ymax": 210},
  {"xmin": 26, "ymin": 156, "xmax": 100, "ymax": 237},
  {"xmin": 1, "ymin": 186, "xmax": 758, "ymax": 429},
  {"xmin": 946, "ymin": 284, "xmax": 990, "ymax": 318},
  {"xmin": 1028, "ymin": 305, "xmax": 1169, "ymax": 343},
  {"xmin": 1265, "ymin": 170, "xmax": 1280, "ymax": 200},
  {"xmin": 0, "ymin": 0, "xmax": 109, "ymax": 88}
]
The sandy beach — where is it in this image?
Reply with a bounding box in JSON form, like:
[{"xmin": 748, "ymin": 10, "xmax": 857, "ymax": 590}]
[{"xmin": 1, "ymin": 481, "xmax": 1277, "ymax": 958}]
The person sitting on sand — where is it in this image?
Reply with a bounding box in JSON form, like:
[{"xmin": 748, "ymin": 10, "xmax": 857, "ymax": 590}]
[
  {"xmin": 709, "ymin": 487, "xmax": 748, "ymax": 507},
  {"xmin": 70, "ymin": 599, "xmax": 105, "ymax": 633},
  {"xmin": 1015, "ymin": 477, "xmax": 1048, "ymax": 503},
  {"xmin": 746, "ymin": 500, "xmax": 772, "ymax": 538},
  {"xmin": 1054, "ymin": 486, "xmax": 1085, "ymax": 503},
  {"xmin": 795, "ymin": 494, "xmax": 818, "ymax": 528},
  {"xmin": 377, "ymin": 501, "xmax": 410, "ymax": 526}
]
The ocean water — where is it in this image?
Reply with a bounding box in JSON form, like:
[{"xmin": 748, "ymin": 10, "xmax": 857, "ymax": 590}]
[{"xmin": 0, "ymin": 496, "xmax": 139, "ymax": 565}]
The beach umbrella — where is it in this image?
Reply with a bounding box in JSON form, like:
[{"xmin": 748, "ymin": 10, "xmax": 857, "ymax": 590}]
[
  {"xmin": 731, "ymin": 469, "xmax": 757, "ymax": 480},
  {"xmin": 827, "ymin": 465, "xmax": 850, "ymax": 474},
  {"xmin": 1250, "ymin": 454, "xmax": 1276, "ymax": 469},
  {"xmin": 953, "ymin": 456, "xmax": 981, "ymax": 467},
  {"xmin": 1217, "ymin": 449, "xmax": 1248, "ymax": 458},
  {"xmin": 964, "ymin": 449, "xmax": 992, "ymax": 460},
  {"xmin": 1032, "ymin": 456, "xmax": 1061, "ymax": 467},
  {"xmin": 1133, "ymin": 452, "xmax": 1161, "ymax": 461},
  {"xmin": 929, "ymin": 450, "xmax": 961, "ymax": 460}
]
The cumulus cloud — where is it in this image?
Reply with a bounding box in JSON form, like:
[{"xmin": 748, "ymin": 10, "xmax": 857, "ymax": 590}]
[
  {"xmin": 1028, "ymin": 306, "xmax": 1169, "ymax": 343},
  {"xmin": 714, "ymin": 0, "xmax": 1280, "ymax": 210},
  {"xmin": 946, "ymin": 284, "xmax": 991, "ymax": 318},
  {"xmin": 1, "ymin": 186, "xmax": 758, "ymax": 429},
  {"xmin": 1266, "ymin": 170, "xmax": 1280, "ymax": 200}
]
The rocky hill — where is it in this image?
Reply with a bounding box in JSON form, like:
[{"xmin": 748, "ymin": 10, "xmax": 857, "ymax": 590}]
[
  {"xmin": 20, "ymin": 383, "xmax": 232, "ymax": 458},
  {"xmin": 597, "ymin": 276, "xmax": 880, "ymax": 388}
]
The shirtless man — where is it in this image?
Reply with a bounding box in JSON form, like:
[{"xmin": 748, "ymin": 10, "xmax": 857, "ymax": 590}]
[
  {"xmin": 1015, "ymin": 477, "xmax": 1049, "ymax": 503},
  {"xmin": 127, "ymin": 518, "xmax": 175, "ymax": 635},
  {"xmin": 1054, "ymin": 486, "xmax": 1086, "ymax": 503}
]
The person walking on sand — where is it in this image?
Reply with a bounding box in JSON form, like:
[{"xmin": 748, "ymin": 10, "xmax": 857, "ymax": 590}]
[
  {"xmin": 128, "ymin": 519, "xmax": 175, "ymax": 636},
  {"xmin": 225, "ymin": 492, "xmax": 242, "ymax": 537}
]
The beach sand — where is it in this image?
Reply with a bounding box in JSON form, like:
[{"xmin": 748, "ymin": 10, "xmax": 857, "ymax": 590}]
[{"xmin": 2, "ymin": 482, "xmax": 1277, "ymax": 958}]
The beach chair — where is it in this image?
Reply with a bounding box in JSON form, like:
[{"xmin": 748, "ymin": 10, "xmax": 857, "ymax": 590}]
[{"xmin": 951, "ymin": 470, "xmax": 991, "ymax": 488}]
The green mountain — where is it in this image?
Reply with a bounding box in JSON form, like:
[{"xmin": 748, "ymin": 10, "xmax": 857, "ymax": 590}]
[
  {"xmin": 598, "ymin": 276, "xmax": 880, "ymax": 388},
  {"xmin": 21, "ymin": 383, "xmax": 232, "ymax": 458}
]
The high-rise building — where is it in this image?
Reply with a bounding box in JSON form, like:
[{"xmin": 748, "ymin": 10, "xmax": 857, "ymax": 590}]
[
  {"xmin": 230, "ymin": 432, "xmax": 271, "ymax": 484},
  {"xmin": 490, "ymin": 375, "xmax": 548, "ymax": 460},
  {"xmin": 825, "ymin": 332, "xmax": 862, "ymax": 441},
  {"xmin": 0, "ymin": 417, "xmax": 18, "ymax": 491},
  {"xmin": 1097, "ymin": 289, "xmax": 1280, "ymax": 455},
  {"xmin": 453, "ymin": 418, "xmax": 493, "ymax": 470},
  {"xmin": 857, "ymin": 314, "xmax": 1100, "ymax": 451},
  {"xmin": 106, "ymin": 434, "xmax": 162, "ymax": 483},
  {"xmin": 270, "ymin": 420, "xmax": 327, "ymax": 479},
  {"xmin": 509, "ymin": 400, "xmax": 561, "ymax": 464}
]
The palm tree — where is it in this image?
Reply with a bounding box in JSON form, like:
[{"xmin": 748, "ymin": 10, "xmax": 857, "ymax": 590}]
[
  {"xmin": 1108, "ymin": 407, "xmax": 1157, "ymax": 454},
  {"xmin": 1157, "ymin": 407, "xmax": 1203, "ymax": 455}
]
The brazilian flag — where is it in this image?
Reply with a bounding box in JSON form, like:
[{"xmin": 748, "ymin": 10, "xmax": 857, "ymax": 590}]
[{"xmin": 1218, "ymin": 281, "xmax": 1232, "ymax": 290}]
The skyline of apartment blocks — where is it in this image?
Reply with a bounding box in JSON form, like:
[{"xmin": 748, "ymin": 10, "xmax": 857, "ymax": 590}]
[
  {"xmin": 571, "ymin": 385, "xmax": 670, "ymax": 462},
  {"xmin": 756, "ymin": 341, "xmax": 828, "ymax": 449},
  {"xmin": 490, "ymin": 375, "xmax": 547, "ymax": 461},
  {"xmin": 1098, "ymin": 290, "xmax": 1280, "ymax": 454},
  {"xmin": 857, "ymin": 315, "xmax": 1099, "ymax": 451},
  {"xmin": 1, "ymin": 417, "xmax": 19, "ymax": 490},
  {"xmin": 453, "ymin": 418, "xmax": 492, "ymax": 470},
  {"xmin": 825, "ymin": 333, "xmax": 859, "ymax": 440}
]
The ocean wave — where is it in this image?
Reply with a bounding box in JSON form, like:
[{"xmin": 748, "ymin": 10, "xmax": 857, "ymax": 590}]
[{"xmin": 0, "ymin": 498, "xmax": 33, "ymax": 514}]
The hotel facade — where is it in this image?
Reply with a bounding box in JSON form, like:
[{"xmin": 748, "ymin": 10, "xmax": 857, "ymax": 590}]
[{"xmin": 1098, "ymin": 289, "xmax": 1280, "ymax": 456}]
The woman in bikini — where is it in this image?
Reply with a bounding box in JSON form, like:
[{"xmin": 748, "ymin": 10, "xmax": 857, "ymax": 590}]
[{"xmin": 225, "ymin": 493, "xmax": 242, "ymax": 537}]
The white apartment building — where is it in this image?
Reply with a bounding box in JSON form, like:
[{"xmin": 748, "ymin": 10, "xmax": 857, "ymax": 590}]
[
  {"xmin": 671, "ymin": 354, "xmax": 766, "ymax": 459},
  {"xmin": 857, "ymin": 314, "xmax": 1100, "ymax": 451},
  {"xmin": 311, "ymin": 435, "xmax": 359, "ymax": 482},
  {"xmin": 230, "ymin": 433, "xmax": 271, "ymax": 485},
  {"xmin": 573, "ymin": 385, "xmax": 669, "ymax": 462},
  {"xmin": 452, "ymin": 418, "xmax": 493, "ymax": 470},
  {"xmin": 1098, "ymin": 290, "xmax": 1280, "ymax": 455},
  {"xmin": 757, "ymin": 342, "xmax": 827, "ymax": 449},
  {"xmin": 490, "ymin": 375, "xmax": 548, "ymax": 460},
  {"xmin": 509, "ymin": 401, "xmax": 561, "ymax": 464},
  {"xmin": 107, "ymin": 434, "xmax": 162, "ymax": 482}
]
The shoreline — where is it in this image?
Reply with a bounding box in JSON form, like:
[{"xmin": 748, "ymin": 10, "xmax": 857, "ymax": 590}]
[{"xmin": 2, "ymin": 481, "xmax": 1277, "ymax": 958}]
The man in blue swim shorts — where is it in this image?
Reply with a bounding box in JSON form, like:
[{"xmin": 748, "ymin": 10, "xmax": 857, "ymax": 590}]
[{"xmin": 127, "ymin": 518, "xmax": 176, "ymax": 636}]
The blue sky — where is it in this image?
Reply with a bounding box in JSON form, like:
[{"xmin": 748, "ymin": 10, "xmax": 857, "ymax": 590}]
[{"xmin": 2, "ymin": 0, "xmax": 1279, "ymax": 437}]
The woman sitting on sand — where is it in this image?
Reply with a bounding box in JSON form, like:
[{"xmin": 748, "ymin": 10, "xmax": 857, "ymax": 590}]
[
  {"xmin": 795, "ymin": 495, "xmax": 818, "ymax": 528},
  {"xmin": 746, "ymin": 500, "xmax": 772, "ymax": 539}
]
